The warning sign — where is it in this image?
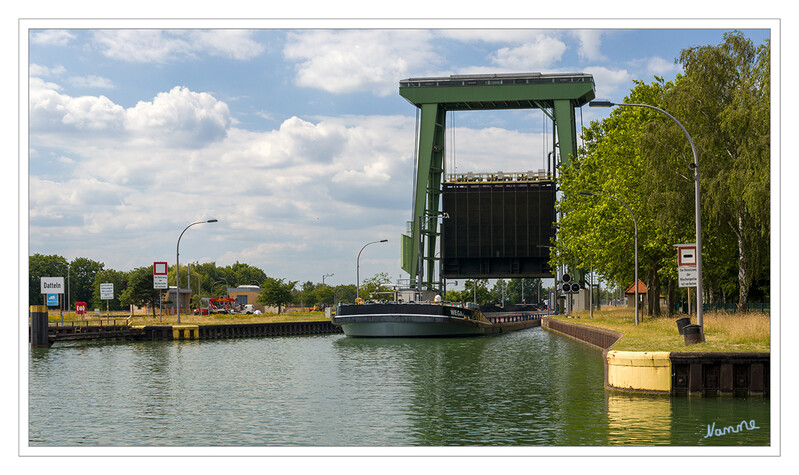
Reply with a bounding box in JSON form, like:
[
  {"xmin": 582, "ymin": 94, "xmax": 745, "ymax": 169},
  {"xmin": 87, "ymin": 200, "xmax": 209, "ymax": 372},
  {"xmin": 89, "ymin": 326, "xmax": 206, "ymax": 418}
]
[
  {"xmin": 678, "ymin": 245, "xmax": 697, "ymax": 266},
  {"xmin": 675, "ymin": 243, "xmax": 698, "ymax": 287}
]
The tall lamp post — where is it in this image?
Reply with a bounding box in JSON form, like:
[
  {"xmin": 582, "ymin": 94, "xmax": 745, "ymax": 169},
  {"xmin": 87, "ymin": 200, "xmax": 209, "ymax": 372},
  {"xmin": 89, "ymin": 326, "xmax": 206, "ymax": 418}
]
[
  {"xmin": 176, "ymin": 219, "xmax": 217, "ymax": 323},
  {"xmin": 356, "ymin": 239, "xmax": 388, "ymax": 300},
  {"xmin": 590, "ymin": 100, "xmax": 704, "ymax": 333},
  {"xmin": 579, "ymin": 192, "xmax": 639, "ymax": 326}
]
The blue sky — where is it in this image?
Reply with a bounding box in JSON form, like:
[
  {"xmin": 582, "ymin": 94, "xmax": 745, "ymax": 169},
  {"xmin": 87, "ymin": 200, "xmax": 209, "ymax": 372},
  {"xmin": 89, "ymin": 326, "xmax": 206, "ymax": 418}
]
[{"xmin": 22, "ymin": 20, "xmax": 774, "ymax": 289}]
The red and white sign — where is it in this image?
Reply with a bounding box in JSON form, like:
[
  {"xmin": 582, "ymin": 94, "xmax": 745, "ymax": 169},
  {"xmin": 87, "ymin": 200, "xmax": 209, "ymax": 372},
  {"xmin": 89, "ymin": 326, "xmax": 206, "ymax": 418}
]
[
  {"xmin": 154, "ymin": 262, "xmax": 168, "ymax": 275},
  {"xmin": 677, "ymin": 244, "xmax": 697, "ymax": 267},
  {"xmin": 675, "ymin": 243, "xmax": 698, "ymax": 288},
  {"xmin": 75, "ymin": 302, "xmax": 87, "ymax": 314}
]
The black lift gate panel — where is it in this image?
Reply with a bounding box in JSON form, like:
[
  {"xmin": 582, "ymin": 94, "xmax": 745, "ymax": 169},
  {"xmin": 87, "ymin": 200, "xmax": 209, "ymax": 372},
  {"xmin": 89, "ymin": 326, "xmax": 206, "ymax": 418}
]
[{"xmin": 441, "ymin": 181, "xmax": 556, "ymax": 279}]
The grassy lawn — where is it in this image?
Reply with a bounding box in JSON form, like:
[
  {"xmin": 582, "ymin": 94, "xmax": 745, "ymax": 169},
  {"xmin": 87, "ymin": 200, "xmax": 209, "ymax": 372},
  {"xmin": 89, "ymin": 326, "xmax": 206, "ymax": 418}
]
[
  {"xmin": 129, "ymin": 311, "xmax": 329, "ymax": 326},
  {"xmin": 549, "ymin": 307, "xmax": 770, "ymax": 353}
]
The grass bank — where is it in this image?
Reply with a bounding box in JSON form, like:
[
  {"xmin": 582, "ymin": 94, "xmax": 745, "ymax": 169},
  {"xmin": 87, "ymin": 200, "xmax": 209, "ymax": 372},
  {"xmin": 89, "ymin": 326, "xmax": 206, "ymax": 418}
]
[
  {"xmin": 550, "ymin": 307, "xmax": 770, "ymax": 353},
  {"xmin": 132, "ymin": 312, "xmax": 328, "ymax": 326},
  {"xmin": 44, "ymin": 311, "xmax": 329, "ymax": 327}
]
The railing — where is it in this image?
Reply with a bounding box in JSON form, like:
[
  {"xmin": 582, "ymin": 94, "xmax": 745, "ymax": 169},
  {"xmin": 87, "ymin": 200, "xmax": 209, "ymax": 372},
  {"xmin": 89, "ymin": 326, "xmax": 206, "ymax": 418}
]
[
  {"xmin": 486, "ymin": 313, "xmax": 542, "ymax": 324},
  {"xmin": 446, "ymin": 170, "xmax": 553, "ymax": 183},
  {"xmin": 47, "ymin": 318, "xmax": 130, "ymax": 328}
]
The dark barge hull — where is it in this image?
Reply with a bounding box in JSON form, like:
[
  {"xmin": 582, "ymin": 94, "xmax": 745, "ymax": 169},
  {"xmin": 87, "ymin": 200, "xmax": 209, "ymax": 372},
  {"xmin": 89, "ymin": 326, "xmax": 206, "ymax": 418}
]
[{"xmin": 332, "ymin": 302, "xmax": 526, "ymax": 337}]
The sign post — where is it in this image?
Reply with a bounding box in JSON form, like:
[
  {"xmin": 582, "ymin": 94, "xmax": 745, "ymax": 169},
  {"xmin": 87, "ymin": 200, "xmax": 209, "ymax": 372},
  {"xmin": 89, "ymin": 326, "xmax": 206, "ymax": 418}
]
[
  {"xmin": 100, "ymin": 283, "xmax": 114, "ymax": 321},
  {"xmin": 154, "ymin": 262, "xmax": 168, "ymax": 320},
  {"xmin": 676, "ymin": 244, "xmax": 698, "ymax": 288},
  {"xmin": 675, "ymin": 243, "xmax": 698, "ymax": 318},
  {"xmin": 41, "ymin": 277, "xmax": 65, "ymax": 324}
]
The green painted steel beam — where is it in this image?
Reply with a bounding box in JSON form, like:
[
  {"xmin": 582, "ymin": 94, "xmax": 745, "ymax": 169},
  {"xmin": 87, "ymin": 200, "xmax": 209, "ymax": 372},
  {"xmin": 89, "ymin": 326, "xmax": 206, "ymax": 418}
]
[{"xmin": 400, "ymin": 73, "xmax": 595, "ymax": 110}]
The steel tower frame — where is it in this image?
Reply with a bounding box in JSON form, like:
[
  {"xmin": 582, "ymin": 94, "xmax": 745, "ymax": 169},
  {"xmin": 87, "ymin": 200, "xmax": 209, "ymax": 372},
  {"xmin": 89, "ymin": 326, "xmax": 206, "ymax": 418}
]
[{"xmin": 398, "ymin": 73, "xmax": 596, "ymax": 291}]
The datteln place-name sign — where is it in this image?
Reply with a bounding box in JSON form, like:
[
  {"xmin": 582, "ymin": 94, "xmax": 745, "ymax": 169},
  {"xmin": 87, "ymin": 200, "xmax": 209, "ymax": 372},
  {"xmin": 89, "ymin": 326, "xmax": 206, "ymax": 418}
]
[{"xmin": 40, "ymin": 277, "xmax": 65, "ymax": 294}]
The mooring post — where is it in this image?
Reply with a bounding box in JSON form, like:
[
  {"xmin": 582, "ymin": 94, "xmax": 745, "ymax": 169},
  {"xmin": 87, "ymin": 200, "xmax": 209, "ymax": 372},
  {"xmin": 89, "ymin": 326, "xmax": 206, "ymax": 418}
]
[{"xmin": 30, "ymin": 305, "xmax": 51, "ymax": 348}]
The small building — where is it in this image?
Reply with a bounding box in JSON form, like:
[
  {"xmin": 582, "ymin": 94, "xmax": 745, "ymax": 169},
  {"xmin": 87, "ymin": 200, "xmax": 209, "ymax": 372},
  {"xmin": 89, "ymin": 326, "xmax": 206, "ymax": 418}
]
[
  {"xmin": 227, "ymin": 285, "xmax": 277, "ymax": 313},
  {"xmin": 624, "ymin": 280, "xmax": 666, "ymax": 309},
  {"xmin": 131, "ymin": 287, "xmax": 190, "ymax": 316}
]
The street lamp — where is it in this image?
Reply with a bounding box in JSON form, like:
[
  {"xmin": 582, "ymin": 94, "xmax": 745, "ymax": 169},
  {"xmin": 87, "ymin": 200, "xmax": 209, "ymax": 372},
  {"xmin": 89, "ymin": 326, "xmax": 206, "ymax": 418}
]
[
  {"xmin": 356, "ymin": 239, "xmax": 388, "ymax": 300},
  {"xmin": 176, "ymin": 219, "xmax": 218, "ymax": 323},
  {"xmin": 579, "ymin": 191, "xmax": 639, "ymax": 326},
  {"xmin": 590, "ymin": 100, "xmax": 704, "ymax": 333},
  {"xmin": 322, "ymin": 273, "xmax": 334, "ymax": 285}
]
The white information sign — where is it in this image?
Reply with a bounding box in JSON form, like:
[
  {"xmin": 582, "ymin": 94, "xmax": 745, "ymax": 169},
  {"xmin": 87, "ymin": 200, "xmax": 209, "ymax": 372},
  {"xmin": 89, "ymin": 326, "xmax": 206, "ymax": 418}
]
[
  {"xmin": 100, "ymin": 283, "xmax": 114, "ymax": 300},
  {"xmin": 40, "ymin": 277, "xmax": 65, "ymax": 294},
  {"xmin": 678, "ymin": 266, "xmax": 698, "ymax": 288},
  {"xmin": 154, "ymin": 275, "xmax": 168, "ymax": 289}
]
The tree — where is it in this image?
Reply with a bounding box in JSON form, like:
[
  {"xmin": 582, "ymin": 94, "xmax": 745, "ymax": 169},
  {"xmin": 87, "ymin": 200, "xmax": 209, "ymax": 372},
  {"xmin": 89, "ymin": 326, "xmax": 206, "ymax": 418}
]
[
  {"xmin": 332, "ymin": 284, "xmax": 357, "ymax": 305},
  {"xmin": 69, "ymin": 257, "xmax": 104, "ymax": 307},
  {"xmin": 361, "ymin": 272, "xmax": 391, "ymax": 301},
  {"xmin": 119, "ymin": 267, "xmax": 160, "ymax": 317},
  {"xmin": 506, "ymin": 278, "xmax": 543, "ymax": 304},
  {"xmin": 298, "ymin": 281, "xmax": 319, "ymax": 306},
  {"xmin": 258, "ymin": 277, "xmax": 297, "ymax": 313},
  {"xmin": 556, "ymin": 80, "xmax": 672, "ymax": 317},
  {"xmin": 667, "ymin": 31, "xmax": 770, "ymax": 311},
  {"xmin": 556, "ymin": 31, "xmax": 770, "ymax": 315},
  {"xmin": 91, "ymin": 268, "xmax": 127, "ymax": 311},
  {"xmin": 314, "ymin": 284, "xmax": 335, "ymax": 307},
  {"xmin": 29, "ymin": 254, "xmax": 68, "ymax": 306},
  {"xmin": 445, "ymin": 279, "xmax": 491, "ymax": 305},
  {"xmin": 230, "ymin": 261, "xmax": 267, "ymax": 287}
]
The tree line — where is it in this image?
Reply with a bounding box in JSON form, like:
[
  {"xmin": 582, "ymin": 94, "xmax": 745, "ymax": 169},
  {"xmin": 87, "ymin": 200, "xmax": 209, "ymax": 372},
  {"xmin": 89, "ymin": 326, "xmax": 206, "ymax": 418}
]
[
  {"xmin": 28, "ymin": 253, "xmax": 385, "ymax": 313},
  {"xmin": 554, "ymin": 31, "xmax": 770, "ymax": 316}
]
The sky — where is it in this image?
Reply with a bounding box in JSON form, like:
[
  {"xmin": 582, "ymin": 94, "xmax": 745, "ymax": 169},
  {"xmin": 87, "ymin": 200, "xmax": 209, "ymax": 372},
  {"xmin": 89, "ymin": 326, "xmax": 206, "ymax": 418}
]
[{"xmin": 21, "ymin": 20, "xmax": 774, "ymax": 290}]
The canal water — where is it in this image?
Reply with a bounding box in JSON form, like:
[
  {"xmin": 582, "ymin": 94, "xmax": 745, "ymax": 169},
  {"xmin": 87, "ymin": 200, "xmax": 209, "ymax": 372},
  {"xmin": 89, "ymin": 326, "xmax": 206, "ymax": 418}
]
[{"xmin": 28, "ymin": 327, "xmax": 770, "ymax": 447}]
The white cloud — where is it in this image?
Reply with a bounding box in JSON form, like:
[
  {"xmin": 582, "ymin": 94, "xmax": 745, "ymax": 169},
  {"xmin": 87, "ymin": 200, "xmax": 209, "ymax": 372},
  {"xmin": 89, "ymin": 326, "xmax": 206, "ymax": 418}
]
[
  {"xmin": 571, "ymin": 30, "xmax": 606, "ymax": 62},
  {"xmin": 31, "ymin": 30, "xmax": 76, "ymax": 46},
  {"xmin": 437, "ymin": 30, "xmax": 559, "ymax": 44},
  {"xmin": 68, "ymin": 75, "xmax": 115, "ymax": 89},
  {"xmin": 582, "ymin": 65, "xmax": 633, "ymax": 99},
  {"xmin": 30, "ymin": 80, "xmax": 230, "ymax": 149},
  {"xmin": 490, "ymin": 37, "xmax": 567, "ymax": 69},
  {"xmin": 29, "ymin": 77, "xmax": 126, "ymax": 133},
  {"xmin": 126, "ymin": 86, "xmax": 231, "ymax": 148},
  {"xmin": 30, "ymin": 63, "xmax": 66, "ymax": 77},
  {"xmin": 91, "ymin": 30, "xmax": 264, "ymax": 63},
  {"xmin": 283, "ymin": 30, "xmax": 440, "ymax": 96},
  {"xmin": 646, "ymin": 56, "xmax": 679, "ymax": 76}
]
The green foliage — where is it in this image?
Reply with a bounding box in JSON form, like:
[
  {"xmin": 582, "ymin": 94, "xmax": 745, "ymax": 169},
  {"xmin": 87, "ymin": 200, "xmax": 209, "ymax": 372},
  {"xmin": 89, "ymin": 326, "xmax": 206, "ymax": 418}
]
[
  {"xmin": 29, "ymin": 254, "xmax": 68, "ymax": 305},
  {"xmin": 119, "ymin": 266, "xmax": 160, "ymax": 317},
  {"xmin": 505, "ymin": 278, "xmax": 544, "ymax": 304},
  {"xmin": 445, "ymin": 279, "xmax": 491, "ymax": 305},
  {"xmin": 69, "ymin": 257, "xmax": 105, "ymax": 306},
  {"xmin": 258, "ymin": 277, "xmax": 297, "ymax": 312},
  {"xmin": 333, "ymin": 284, "xmax": 357, "ymax": 305},
  {"xmin": 91, "ymin": 268, "xmax": 127, "ymax": 310},
  {"xmin": 556, "ymin": 31, "xmax": 770, "ymax": 312},
  {"xmin": 361, "ymin": 272, "xmax": 391, "ymax": 301}
]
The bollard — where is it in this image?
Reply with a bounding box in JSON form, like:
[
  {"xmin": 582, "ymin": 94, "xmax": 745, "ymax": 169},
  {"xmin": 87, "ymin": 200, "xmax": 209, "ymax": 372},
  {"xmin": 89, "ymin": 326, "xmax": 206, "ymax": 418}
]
[
  {"xmin": 675, "ymin": 317, "xmax": 691, "ymax": 335},
  {"xmin": 683, "ymin": 324, "xmax": 705, "ymax": 345},
  {"xmin": 30, "ymin": 305, "xmax": 51, "ymax": 348}
]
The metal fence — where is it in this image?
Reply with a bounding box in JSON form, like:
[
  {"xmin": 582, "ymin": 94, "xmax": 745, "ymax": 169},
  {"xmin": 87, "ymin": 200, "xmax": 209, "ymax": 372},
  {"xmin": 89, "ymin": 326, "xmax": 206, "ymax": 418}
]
[{"xmin": 674, "ymin": 302, "xmax": 770, "ymax": 314}]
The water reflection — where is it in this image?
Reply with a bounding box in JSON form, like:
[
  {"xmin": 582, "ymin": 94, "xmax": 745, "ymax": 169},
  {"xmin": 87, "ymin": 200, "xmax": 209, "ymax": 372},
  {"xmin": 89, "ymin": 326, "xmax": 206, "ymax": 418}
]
[
  {"xmin": 606, "ymin": 393, "xmax": 673, "ymax": 445},
  {"xmin": 29, "ymin": 331, "xmax": 770, "ymax": 447}
]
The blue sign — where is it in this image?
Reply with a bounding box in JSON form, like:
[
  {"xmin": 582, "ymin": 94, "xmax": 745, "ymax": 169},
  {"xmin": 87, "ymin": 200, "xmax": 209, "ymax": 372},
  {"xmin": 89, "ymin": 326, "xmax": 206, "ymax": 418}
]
[{"xmin": 46, "ymin": 294, "xmax": 59, "ymax": 307}]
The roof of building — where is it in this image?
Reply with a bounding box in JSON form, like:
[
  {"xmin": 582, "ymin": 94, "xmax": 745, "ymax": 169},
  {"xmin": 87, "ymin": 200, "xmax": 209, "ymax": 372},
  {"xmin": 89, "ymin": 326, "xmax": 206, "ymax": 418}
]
[{"xmin": 624, "ymin": 280, "xmax": 647, "ymax": 294}]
